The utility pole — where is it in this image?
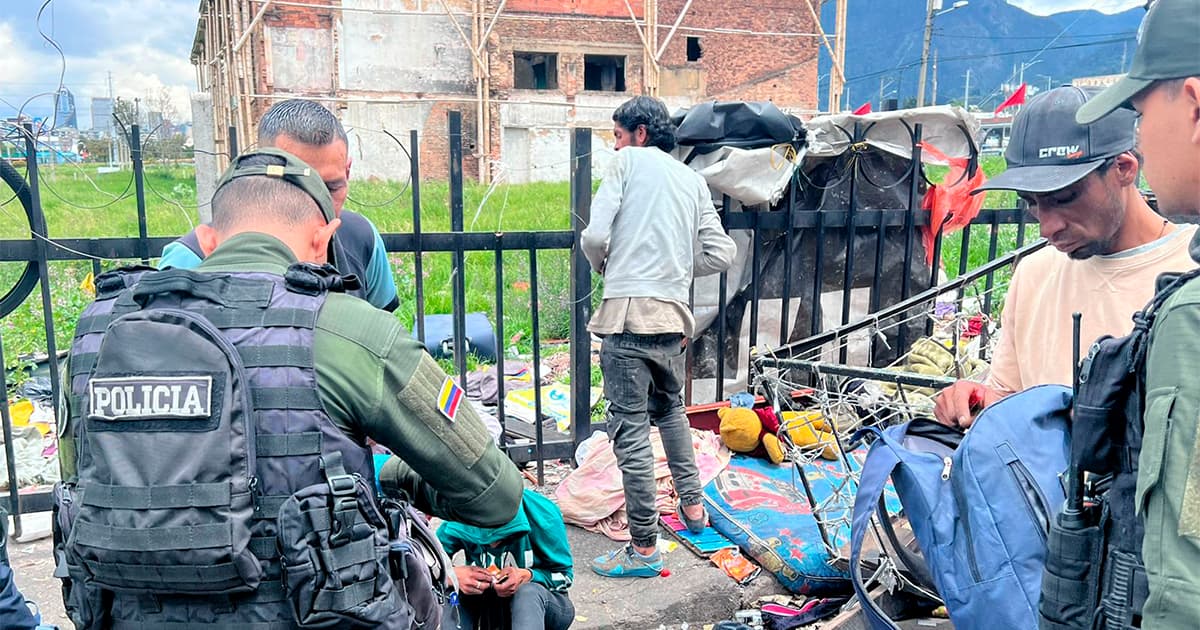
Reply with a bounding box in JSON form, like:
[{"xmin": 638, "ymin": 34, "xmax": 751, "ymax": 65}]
[
  {"xmin": 918, "ymin": 0, "xmax": 968, "ymax": 108},
  {"xmin": 917, "ymin": 0, "xmax": 935, "ymax": 107},
  {"xmin": 828, "ymin": 0, "xmax": 848, "ymax": 113},
  {"xmin": 931, "ymin": 48, "xmax": 939, "ymax": 105},
  {"xmin": 964, "ymin": 68, "xmax": 971, "ymax": 110}
]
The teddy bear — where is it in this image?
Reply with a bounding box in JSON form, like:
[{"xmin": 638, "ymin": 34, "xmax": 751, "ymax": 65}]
[{"xmin": 718, "ymin": 393, "xmax": 839, "ymax": 463}]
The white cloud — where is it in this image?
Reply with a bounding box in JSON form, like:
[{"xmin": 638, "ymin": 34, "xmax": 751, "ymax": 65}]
[
  {"xmin": 1008, "ymin": 0, "xmax": 1145, "ymax": 16},
  {"xmin": 1, "ymin": 0, "xmax": 197, "ymax": 128}
]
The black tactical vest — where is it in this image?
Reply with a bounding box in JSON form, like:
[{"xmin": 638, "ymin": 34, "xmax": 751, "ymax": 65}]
[
  {"xmin": 1040, "ymin": 267, "xmax": 1200, "ymax": 630},
  {"xmin": 53, "ymin": 264, "xmax": 431, "ymax": 630}
]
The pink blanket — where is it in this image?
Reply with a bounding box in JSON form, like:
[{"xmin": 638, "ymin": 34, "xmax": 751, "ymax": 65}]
[{"xmin": 555, "ymin": 428, "xmax": 731, "ymax": 541}]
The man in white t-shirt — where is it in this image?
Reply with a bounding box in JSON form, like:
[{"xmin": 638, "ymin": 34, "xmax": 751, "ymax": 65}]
[{"xmin": 934, "ymin": 86, "xmax": 1198, "ymax": 428}]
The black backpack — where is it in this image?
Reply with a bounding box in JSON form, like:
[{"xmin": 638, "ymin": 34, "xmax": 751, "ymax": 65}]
[{"xmin": 1040, "ymin": 267, "xmax": 1200, "ymax": 630}]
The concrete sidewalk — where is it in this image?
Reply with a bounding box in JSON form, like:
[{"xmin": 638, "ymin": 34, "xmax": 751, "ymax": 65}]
[
  {"xmin": 8, "ymin": 519, "xmax": 793, "ymax": 630},
  {"xmin": 567, "ymin": 523, "xmax": 791, "ymax": 629}
]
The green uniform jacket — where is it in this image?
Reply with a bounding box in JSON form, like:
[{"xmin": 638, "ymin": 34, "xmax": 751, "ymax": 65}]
[
  {"xmin": 437, "ymin": 488, "xmax": 574, "ymax": 592},
  {"xmin": 59, "ymin": 232, "xmax": 522, "ymax": 529},
  {"xmin": 1141, "ymin": 229, "xmax": 1200, "ymax": 629}
]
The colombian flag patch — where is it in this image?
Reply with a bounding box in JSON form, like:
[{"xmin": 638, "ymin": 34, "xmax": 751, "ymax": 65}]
[{"xmin": 438, "ymin": 377, "xmax": 464, "ymax": 422}]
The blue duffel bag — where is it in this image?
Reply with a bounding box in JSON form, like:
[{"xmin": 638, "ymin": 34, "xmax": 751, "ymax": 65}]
[{"xmin": 849, "ymin": 384, "xmax": 1072, "ymax": 629}]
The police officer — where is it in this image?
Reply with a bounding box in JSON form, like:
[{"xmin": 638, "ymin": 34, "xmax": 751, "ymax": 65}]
[
  {"xmin": 1076, "ymin": 0, "xmax": 1200, "ymax": 627},
  {"xmin": 160, "ymin": 99, "xmax": 401, "ymax": 312},
  {"xmin": 56, "ymin": 149, "xmax": 522, "ymax": 629}
]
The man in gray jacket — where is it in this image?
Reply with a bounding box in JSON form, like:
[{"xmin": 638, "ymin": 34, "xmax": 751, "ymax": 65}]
[{"xmin": 581, "ymin": 95, "xmax": 737, "ymax": 578}]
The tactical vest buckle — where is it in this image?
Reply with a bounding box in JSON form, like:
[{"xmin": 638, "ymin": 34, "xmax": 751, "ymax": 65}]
[
  {"xmin": 327, "ymin": 474, "xmax": 356, "ymax": 498},
  {"xmin": 284, "ymin": 263, "xmax": 362, "ymax": 296}
]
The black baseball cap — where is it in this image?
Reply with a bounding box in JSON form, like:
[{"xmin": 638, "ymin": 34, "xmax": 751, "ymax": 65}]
[
  {"xmin": 216, "ymin": 147, "xmax": 336, "ymax": 224},
  {"xmin": 1077, "ymin": 0, "xmax": 1200, "ymax": 124},
  {"xmin": 972, "ymin": 86, "xmax": 1138, "ymax": 195}
]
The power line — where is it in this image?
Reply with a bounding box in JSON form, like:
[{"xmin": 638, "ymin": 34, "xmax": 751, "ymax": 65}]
[
  {"xmin": 842, "ymin": 36, "xmax": 1132, "ymax": 87},
  {"xmin": 932, "ymin": 30, "xmax": 1135, "ymax": 41}
]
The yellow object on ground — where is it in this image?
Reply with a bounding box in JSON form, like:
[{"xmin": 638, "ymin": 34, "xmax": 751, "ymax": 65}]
[{"xmin": 780, "ymin": 410, "xmax": 838, "ymax": 460}]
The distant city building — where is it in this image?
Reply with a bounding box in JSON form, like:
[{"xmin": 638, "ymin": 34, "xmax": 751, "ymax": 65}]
[
  {"xmin": 146, "ymin": 110, "xmax": 164, "ymax": 131},
  {"xmin": 54, "ymin": 87, "xmax": 77, "ymax": 129},
  {"xmin": 92, "ymin": 97, "xmax": 113, "ymax": 135},
  {"xmin": 1072, "ymin": 74, "xmax": 1124, "ymax": 89}
]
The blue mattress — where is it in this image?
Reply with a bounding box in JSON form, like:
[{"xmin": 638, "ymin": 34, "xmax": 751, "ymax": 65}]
[{"xmin": 702, "ymin": 453, "xmax": 896, "ymax": 595}]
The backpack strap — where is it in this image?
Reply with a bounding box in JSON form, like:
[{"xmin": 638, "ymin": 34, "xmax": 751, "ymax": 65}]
[{"xmin": 849, "ymin": 426, "xmax": 904, "ymax": 630}]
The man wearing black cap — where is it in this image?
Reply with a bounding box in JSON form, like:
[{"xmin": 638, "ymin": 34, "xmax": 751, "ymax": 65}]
[
  {"xmin": 55, "ymin": 148, "xmax": 522, "ymax": 629},
  {"xmin": 933, "ymin": 85, "xmax": 1197, "ymax": 428},
  {"xmin": 1076, "ymin": 1, "xmax": 1200, "ymax": 626}
]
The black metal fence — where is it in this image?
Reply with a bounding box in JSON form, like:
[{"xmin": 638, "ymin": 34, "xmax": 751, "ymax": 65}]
[{"xmin": 0, "ymin": 111, "xmax": 1037, "ymax": 534}]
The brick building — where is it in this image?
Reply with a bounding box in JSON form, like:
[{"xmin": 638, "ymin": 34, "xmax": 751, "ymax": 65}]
[{"xmin": 191, "ymin": 0, "xmax": 821, "ymax": 181}]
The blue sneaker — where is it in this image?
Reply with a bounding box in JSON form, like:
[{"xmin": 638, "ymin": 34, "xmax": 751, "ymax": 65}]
[{"xmin": 590, "ymin": 544, "xmax": 663, "ymax": 578}]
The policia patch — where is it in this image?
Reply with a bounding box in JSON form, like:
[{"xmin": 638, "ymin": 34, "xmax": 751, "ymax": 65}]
[{"xmin": 88, "ymin": 376, "xmax": 213, "ymax": 420}]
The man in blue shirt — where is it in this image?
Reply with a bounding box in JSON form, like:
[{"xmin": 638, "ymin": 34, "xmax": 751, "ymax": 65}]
[{"xmin": 161, "ymin": 99, "xmax": 399, "ymax": 311}]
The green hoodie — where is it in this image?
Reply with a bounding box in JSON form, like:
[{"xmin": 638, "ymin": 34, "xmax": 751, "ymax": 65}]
[{"xmin": 437, "ymin": 489, "xmax": 574, "ymax": 592}]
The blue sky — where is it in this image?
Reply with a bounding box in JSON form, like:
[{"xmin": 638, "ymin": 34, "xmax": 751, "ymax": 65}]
[
  {"xmin": 1, "ymin": 0, "xmax": 197, "ymax": 127},
  {"xmin": 1, "ymin": 0, "xmax": 1148, "ymax": 128}
]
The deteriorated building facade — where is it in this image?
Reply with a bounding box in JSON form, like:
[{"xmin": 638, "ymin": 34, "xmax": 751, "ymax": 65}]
[{"xmin": 192, "ymin": 0, "xmax": 820, "ymax": 181}]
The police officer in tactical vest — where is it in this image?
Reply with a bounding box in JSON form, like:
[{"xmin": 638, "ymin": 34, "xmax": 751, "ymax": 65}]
[{"xmin": 52, "ymin": 149, "xmax": 523, "ymax": 629}]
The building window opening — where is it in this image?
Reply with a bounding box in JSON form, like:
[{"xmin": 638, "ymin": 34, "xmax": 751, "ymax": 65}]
[
  {"xmin": 686, "ymin": 37, "xmax": 702, "ymax": 61},
  {"xmin": 584, "ymin": 55, "xmax": 626, "ymax": 92},
  {"xmin": 514, "ymin": 52, "xmax": 558, "ymax": 90}
]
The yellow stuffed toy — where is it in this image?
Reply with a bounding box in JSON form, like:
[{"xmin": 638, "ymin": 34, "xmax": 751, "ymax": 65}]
[
  {"xmin": 718, "ymin": 406, "xmax": 788, "ymax": 463},
  {"xmin": 779, "ymin": 410, "xmax": 839, "ymax": 461},
  {"xmin": 718, "ymin": 405, "xmax": 839, "ymax": 464}
]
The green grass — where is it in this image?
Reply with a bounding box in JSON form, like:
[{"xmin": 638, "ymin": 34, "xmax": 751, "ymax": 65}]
[
  {"xmin": 0, "ymin": 163, "xmax": 593, "ymax": 373},
  {"xmin": 928, "ymin": 155, "xmax": 1030, "ymax": 315},
  {"xmin": 0, "ymin": 157, "xmax": 1030, "ymax": 374}
]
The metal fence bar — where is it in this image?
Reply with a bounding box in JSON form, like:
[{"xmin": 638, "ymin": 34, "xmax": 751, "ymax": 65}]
[
  {"xmin": 528, "ymin": 247, "xmax": 545, "ymax": 485},
  {"xmin": 715, "ymin": 271, "xmax": 727, "ymax": 402},
  {"xmin": 493, "ymin": 237, "xmax": 507, "ymax": 438},
  {"xmin": 569, "ymin": 128, "xmax": 594, "ymax": 453},
  {"xmin": 448, "ymin": 111, "xmax": 468, "ymax": 385},
  {"xmin": 898, "ymin": 124, "xmax": 924, "ymax": 354},
  {"xmin": 869, "ymin": 208, "xmax": 887, "ymax": 364},
  {"xmin": 838, "ymin": 122, "xmax": 862, "ymax": 363},
  {"xmin": 810, "ymin": 205, "xmax": 826, "ymax": 337},
  {"xmin": 745, "ymin": 201, "xmax": 760, "ymax": 349},
  {"xmin": 779, "ymin": 184, "xmax": 796, "ymax": 347},
  {"xmin": 0, "ymin": 334, "xmax": 19, "ymax": 537},
  {"xmin": 131, "ymin": 124, "xmax": 150, "ymax": 265},
  {"xmin": 410, "ymin": 129, "xmax": 426, "ymax": 344}
]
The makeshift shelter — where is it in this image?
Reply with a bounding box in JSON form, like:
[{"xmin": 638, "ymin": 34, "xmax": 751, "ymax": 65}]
[{"xmin": 675, "ymin": 102, "xmax": 983, "ymax": 399}]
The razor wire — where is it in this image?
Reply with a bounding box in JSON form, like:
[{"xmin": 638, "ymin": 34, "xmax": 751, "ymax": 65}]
[{"xmin": 747, "ymin": 257, "xmax": 1020, "ymax": 565}]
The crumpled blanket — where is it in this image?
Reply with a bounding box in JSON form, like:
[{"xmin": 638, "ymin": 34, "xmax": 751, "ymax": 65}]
[{"xmin": 555, "ymin": 428, "xmax": 731, "ymax": 541}]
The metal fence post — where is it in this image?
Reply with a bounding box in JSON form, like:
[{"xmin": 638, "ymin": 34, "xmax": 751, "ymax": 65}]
[
  {"xmin": 410, "ymin": 129, "xmax": 426, "ymax": 343},
  {"xmin": 448, "ymin": 111, "xmax": 468, "ymax": 382},
  {"xmin": 132, "ymin": 124, "xmax": 150, "ymax": 264},
  {"xmin": 569, "ymin": 128, "xmax": 593, "ymax": 453}
]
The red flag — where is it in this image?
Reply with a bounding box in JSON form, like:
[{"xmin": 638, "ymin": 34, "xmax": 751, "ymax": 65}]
[
  {"xmin": 852, "ymin": 102, "xmax": 872, "ymax": 115},
  {"xmin": 994, "ymin": 83, "xmax": 1028, "ymax": 115}
]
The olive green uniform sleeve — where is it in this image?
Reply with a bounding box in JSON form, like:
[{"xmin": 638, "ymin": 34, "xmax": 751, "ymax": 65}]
[
  {"xmin": 315, "ymin": 293, "xmax": 522, "ymax": 528},
  {"xmin": 1140, "ymin": 283, "xmax": 1200, "ymax": 626}
]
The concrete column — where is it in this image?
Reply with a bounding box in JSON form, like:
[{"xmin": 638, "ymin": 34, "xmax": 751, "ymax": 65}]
[{"xmin": 191, "ymin": 92, "xmax": 217, "ymax": 224}]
